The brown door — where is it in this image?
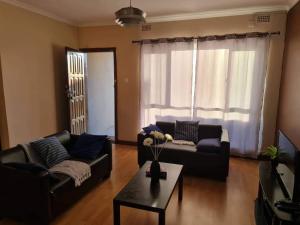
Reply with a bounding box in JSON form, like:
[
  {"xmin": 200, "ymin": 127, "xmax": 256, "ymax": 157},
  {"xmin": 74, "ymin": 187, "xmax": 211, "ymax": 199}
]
[{"xmin": 66, "ymin": 48, "xmax": 87, "ymax": 135}]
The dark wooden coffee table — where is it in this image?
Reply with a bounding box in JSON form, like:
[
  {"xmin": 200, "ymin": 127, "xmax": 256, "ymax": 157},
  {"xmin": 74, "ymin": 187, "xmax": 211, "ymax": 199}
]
[{"xmin": 113, "ymin": 161, "xmax": 183, "ymax": 225}]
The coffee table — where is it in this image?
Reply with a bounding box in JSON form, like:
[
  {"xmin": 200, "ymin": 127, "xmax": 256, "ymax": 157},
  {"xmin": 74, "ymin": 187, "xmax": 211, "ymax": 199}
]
[{"xmin": 113, "ymin": 161, "xmax": 183, "ymax": 225}]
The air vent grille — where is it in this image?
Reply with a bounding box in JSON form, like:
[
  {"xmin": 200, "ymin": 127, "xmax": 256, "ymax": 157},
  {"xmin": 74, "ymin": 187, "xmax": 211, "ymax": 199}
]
[{"xmin": 256, "ymin": 15, "xmax": 271, "ymax": 23}]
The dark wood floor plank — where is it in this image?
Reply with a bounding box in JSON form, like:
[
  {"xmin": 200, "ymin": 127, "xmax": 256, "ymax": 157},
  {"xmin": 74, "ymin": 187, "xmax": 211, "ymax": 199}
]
[{"xmin": 0, "ymin": 144, "xmax": 258, "ymax": 225}]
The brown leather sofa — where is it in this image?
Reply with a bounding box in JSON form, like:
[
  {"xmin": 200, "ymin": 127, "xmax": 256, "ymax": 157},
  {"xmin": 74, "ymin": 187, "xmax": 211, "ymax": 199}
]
[
  {"xmin": 0, "ymin": 130, "xmax": 112, "ymax": 225},
  {"xmin": 137, "ymin": 121, "xmax": 230, "ymax": 180}
]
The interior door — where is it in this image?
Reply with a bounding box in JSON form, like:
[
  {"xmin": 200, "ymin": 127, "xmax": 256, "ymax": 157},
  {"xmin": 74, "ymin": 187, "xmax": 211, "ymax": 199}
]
[{"xmin": 66, "ymin": 48, "xmax": 87, "ymax": 135}]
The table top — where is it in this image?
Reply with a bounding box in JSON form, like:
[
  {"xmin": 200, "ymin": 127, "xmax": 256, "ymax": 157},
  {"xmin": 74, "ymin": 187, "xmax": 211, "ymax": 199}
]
[{"xmin": 114, "ymin": 161, "xmax": 183, "ymax": 212}]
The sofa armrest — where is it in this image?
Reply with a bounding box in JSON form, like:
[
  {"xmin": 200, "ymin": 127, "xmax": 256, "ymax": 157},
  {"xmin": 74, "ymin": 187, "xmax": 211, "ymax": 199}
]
[
  {"xmin": 0, "ymin": 164, "xmax": 51, "ymax": 221},
  {"xmin": 137, "ymin": 132, "xmax": 150, "ymax": 166},
  {"xmin": 220, "ymin": 129, "xmax": 230, "ymax": 153},
  {"xmin": 220, "ymin": 128, "xmax": 230, "ymax": 177},
  {"xmin": 137, "ymin": 131, "xmax": 148, "ymax": 147},
  {"xmin": 221, "ymin": 128, "xmax": 229, "ymax": 143},
  {"xmin": 103, "ymin": 137, "xmax": 112, "ymax": 172}
]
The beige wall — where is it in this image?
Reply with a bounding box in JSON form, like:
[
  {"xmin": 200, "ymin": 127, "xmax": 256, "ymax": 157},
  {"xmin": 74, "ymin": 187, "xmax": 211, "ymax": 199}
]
[
  {"xmin": 0, "ymin": 59, "xmax": 9, "ymax": 149},
  {"xmin": 0, "ymin": 1, "xmax": 287, "ymax": 150},
  {"xmin": 79, "ymin": 26, "xmax": 140, "ymax": 142},
  {"xmin": 0, "ymin": 2, "xmax": 78, "ymax": 147},
  {"xmin": 79, "ymin": 12, "xmax": 287, "ymax": 149},
  {"xmin": 277, "ymin": 3, "xmax": 300, "ymax": 148}
]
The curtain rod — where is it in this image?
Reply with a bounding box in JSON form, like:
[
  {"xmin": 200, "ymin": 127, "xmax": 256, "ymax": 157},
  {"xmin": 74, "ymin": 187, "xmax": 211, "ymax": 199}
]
[{"xmin": 132, "ymin": 31, "xmax": 280, "ymax": 44}]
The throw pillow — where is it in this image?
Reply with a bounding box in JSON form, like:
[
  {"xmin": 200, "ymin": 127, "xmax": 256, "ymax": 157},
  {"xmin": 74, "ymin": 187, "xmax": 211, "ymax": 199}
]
[
  {"xmin": 69, "ymin": 133, "xmax": 107, "ymax": 160},
  {"xmin": 142, "ymin": 124, "xmax": 162, "ymax": 135},
  {"xmin": 174, "ymin": 121, "xmax": 199, "ymax": 143},
  {"xmin": 196, "ymin": 138, "xmax": 221, "ymax": 153},
  {"xmin": 31, "ymin": 137, "xmax": 71, "ymax": 168}
]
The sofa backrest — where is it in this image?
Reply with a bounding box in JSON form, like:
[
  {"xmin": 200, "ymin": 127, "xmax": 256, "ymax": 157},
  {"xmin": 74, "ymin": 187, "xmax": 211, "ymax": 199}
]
[
  {"xmin": 156, "ymin": 121, "xmax": 222, "ymax": 140},
  {"xmin": 20, "ymin": 143, "xmax": 47, "ymax": 166},
  {"xmin": 156, "ymin": 121, "xmax": 176, "ymax": 136},
  {"xmin": 0, "ymin": 145, "xmax": 28, "ymax": 164},
  {"xmin": 198, "ymin": 125, "xmax": 222, "ymax": 140},
  {"xmin": 45, "ymin": 130, "xmax": 72, "ymax": 148},
  {"xmin": 0, "ymin": 130, "xmax": 73, "ymax": 167}
]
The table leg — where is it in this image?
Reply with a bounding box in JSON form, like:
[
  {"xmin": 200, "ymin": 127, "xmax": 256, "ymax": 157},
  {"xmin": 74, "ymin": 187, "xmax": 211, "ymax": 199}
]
[
  {"xmin": 159, "ymin": 211, "xmax": 165, "ymax": 225},
  {"xmin": 113, "ymin": 200, "xmax": 120, "ymax": 225},
  {"xmin": 178, "ymin": 172, "xmax": 183, "ymax": 202}
]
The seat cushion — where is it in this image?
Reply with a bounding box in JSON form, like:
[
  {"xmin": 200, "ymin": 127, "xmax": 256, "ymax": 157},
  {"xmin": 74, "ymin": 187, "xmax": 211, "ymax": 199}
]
[
  {"xmin": 196, "ymin": 138, "xmax": 221, "ymax": 153},
  {"xmin": 174, "ymin": 121, "xmax": 199, "ymax": 143},
  {"xmin": 69, "ymin": 133, "xmax": 107, "ymax": 160},
  {"xmin": 3, "ymin": 162, "xmax": 60, "ymax": 182},
  {"xmin": 31, "ymin": 137, "xmax": 71, "ymax": 168},
  {"xmin": 4, "ymin": 162, "xmax": 48, "ymax": 173},
  {"xmin": 49, "ymin": 156, "xmax": 106, "ymax": 194},
  {"xmin": 157, "ymin": 142, "xmax": 197, "ymax": 152}
]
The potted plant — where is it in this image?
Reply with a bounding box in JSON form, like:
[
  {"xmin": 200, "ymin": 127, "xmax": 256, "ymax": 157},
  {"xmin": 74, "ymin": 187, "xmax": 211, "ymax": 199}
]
[
  {"xmin": 262, "ymin": 145, "xmax": 283, "ymax": 169},
  {"xmin": 143, "ymin": 131, "xmax": 173, "ymax": 182}
]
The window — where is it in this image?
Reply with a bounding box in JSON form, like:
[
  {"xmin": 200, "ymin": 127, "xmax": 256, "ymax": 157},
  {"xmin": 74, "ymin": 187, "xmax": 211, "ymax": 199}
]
[{"xmin": 140, "ymin": 37, "xmax": 269, "ymax": 156}]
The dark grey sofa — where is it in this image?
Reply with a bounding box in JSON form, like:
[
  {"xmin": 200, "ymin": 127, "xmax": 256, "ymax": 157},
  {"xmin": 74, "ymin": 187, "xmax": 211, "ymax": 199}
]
[
  {"xmin": 137, "ymin": 121, "xmax": 230, "ymax": 180},
  {"xmin": 0, "ymin": 130, "xmax": 112, "ymax": 225}
]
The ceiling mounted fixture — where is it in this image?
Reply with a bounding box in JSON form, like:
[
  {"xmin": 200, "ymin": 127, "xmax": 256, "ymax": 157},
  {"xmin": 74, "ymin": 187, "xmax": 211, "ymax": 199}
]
[{"xmin": 115, "ymin": 0, "xmax": 146, "ymax": 27}]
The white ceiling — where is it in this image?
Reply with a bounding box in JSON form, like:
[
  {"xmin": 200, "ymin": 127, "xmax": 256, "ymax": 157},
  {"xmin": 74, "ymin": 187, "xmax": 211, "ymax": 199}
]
[{"xmin": 2, "ymin": 0, "xmax": 298, "ymax": 26}]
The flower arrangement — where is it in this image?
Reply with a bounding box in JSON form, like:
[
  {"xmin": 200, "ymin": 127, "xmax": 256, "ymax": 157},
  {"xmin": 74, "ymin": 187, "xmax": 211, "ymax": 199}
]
[
  {"xmin": 262, "ymin": 145, "xmax": 286, "ymax": 168},
  {"xmin": 262, "ymin": 145, "xmax": 281, "ymax": 160},
  {"xmin": 143, "ymin": 131, "xmax": 173, "ymax": 161}
]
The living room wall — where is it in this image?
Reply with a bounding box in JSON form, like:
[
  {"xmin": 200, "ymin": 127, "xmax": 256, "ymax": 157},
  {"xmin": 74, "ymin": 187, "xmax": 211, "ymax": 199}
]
[
  {"xmin": 78, "ymin": 12, "xmax": 287, "ymax": 151},
  {"xmin": 0, "ymin": 2, "xmax": 78, "ymax": 148},
  {"xmin": 277, "ymin": 3, "xmax": 300, "ymax": 148}
]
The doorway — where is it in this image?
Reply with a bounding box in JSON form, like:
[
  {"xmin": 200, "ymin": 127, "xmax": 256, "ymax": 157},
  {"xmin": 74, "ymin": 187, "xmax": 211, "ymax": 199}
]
[{"xmin": 81, "ymin": 48, "xmax": 118, "ymax": 142}]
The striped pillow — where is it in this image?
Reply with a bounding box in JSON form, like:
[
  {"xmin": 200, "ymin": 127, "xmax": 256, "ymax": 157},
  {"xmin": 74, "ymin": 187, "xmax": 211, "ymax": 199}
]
[
  {"xmin": 174, "ymin": 121, "xmax": 199, "ymax": 143},
  {"xmin": 31, "ymin": 137, "xmax": 70, "ymax": 168}
]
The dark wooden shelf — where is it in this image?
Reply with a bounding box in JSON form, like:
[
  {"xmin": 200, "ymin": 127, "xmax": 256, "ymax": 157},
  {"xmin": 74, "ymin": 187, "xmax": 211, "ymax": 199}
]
[{"xmin": 256, "ymin": 162, "xmax": 300, "ymax": 225}]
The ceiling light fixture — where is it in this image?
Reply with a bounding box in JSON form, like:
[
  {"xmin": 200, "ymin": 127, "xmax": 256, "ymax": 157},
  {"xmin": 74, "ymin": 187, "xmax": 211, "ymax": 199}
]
[{"xmin": 115, "ymin": 0, "xmax": 146, "ymax": 27}]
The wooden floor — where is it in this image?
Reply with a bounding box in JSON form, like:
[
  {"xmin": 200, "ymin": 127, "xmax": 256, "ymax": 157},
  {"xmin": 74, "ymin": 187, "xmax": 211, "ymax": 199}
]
[{"xmin": 0, "ymin": 144, "xmax": 259, "ymax": 225}]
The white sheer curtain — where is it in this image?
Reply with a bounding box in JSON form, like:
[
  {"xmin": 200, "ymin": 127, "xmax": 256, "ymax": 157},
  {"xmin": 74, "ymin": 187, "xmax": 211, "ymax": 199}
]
[
  {"xmin": 140, "ymin": 41, "xmax": 194, "ymax": 126},
  {"xmin": 194, "ymin": 38, "xmax": 270, "ymax": 157},
  {"xmin": 140, "ymin": 37, "xmax": 270, "ymax": 157}
]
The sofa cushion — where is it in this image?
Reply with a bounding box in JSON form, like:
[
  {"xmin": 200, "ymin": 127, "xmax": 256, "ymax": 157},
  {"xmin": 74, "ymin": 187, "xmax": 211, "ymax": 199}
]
[
  {"xmin": 156, "ymin": 121, "xmax": 175, "ymax": 136},
  {"xmin": 196, "ymin": 138, "xmax": 221, "ymax": 153},
  {"xmin": 4, "ymin": 162, "xmax": 48, "ymax": 173},
  {"xmin": 3, "ymin": 162, "xmax": 60, "ymax": 181},
  {"xmin": 69, "ymin": 133, "xmax": 107, "ymax": 160},
  {"xmin": 31, "ymin": 137, "xmax": 71, "ymax": 168},
  {"xmin": 49, "ymin": 156, "xmax": 107, "ymax": 194},
  {"xmin": 142, "ymin": 124, "xmax": 162, "ymax": 135},
  {"xmin": 46, "ymin": 130, "xmax": 73, "ymax": 150},
  {"xmin": 198, "ymin": 125, "xmax": 222, "ymax": 140},
  {"xmin": 156, "ymin": 142, "xmax": 197, "ymax": 152},
  {"xmin": 174, "ymin": 121, "xmax": 199, "ymax": 143}
]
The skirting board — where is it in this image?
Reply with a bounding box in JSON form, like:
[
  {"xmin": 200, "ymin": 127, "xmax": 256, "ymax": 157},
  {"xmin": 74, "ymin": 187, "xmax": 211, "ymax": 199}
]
[{"xmin": 116, "ymin": 140, "xmax": 137, "ymax": 146}]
